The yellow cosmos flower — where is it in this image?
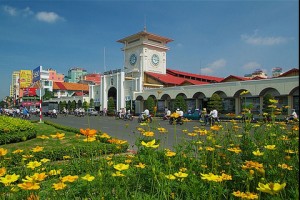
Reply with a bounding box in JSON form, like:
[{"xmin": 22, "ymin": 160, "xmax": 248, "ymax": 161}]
[
  {"xmin": 264, "ymin": 145, "xmax": 276, "ymax": 150},
  {"xmin": 107, "ymin": 161, "xmax": 114, "ymax": 166},
  {"xmin": 199, "ymin": 129, "xmax": 208, "ymax": 135},
  {"xmin": 165, "ymin": 174, "xmax": 176, "ymax": 180},
  {"xmin": 22, "ymin": 154, "xmax": 34, "ymax": 161},
  {"xmin": 52, "ymin": 182, "xmax": 67, "ymax": 190},
  {"xmin": 12, "ymin": 149, "xmax": 23, "ymax": 154},
  {"xmin": 210, "ymin": 125, "xmax": 221, "ymax": 131},
  {"xmin": 143, "ymin": 131, "xmax": 155, "ymax": 137},
  {"xmin": 49, "ymin": 169, "xmax": 62, "ymax": 176},
  {"xmin": 232, "ymin": 191, "xmax": 258, "ymax": 199},
  {"xmin": 0, "ymin": 167, "xmax": 6, "ymax": 177},
  {"xmin": 0, "ymin": 148, "xmax": 8, "ymax": 156},
  {"xmin": 205, "ymin": 147, "xmax": 215, "ymax": 151},
  {"xmin": 0, "ymin": 173, "xmax": 20, "ymax": 186},
  {"xmin": 107, "ymin": 138, "xmax": 128, "ymax": 145},
  {"xmin": 182, "ymin": 129, "xmax": 188, "ymax": 133},
  {"xmin": 82, "ymin": 174, "xmax": 95, "ymax": 182},
  {"xmin": 201, "ymin": 173, "xmax": 222, "ymax": 182},
  {"xmin": 242, "ymin": 160, "xmax": 264, "ymax": 170},
  {"xmin": 63, "ymin": 156, "xmax": 71, "ymax": 159},
  {"xmin": 80, "ymin": 128, "xmax": 97, "ymax": 137},
  {"xmin": 174, "ymin": 172, "xmax": 188, "ymax": 178},
  {"xmin": 187, "ymin": 132, "xmax": 197, "ymax": 137},
  {"xmin": 257, "ymin": 182, "xmax": 286, "ymax": 195},
  {"xmin": 61, "ymin": 175, "xmax": 78, "ymax": 183},
  {"xmin": 31, "ymin": 146, "xmax": 44, "ymax": 152},
  {"xmin": 37, "ymin": 135, "xmax": 49, "ymax": 139},
  {"xmin": 50, "ymin": 132, "xmax": 65, "ymax": 140},
  {"xmin": 100, "ymin": 133, "xmax": 111, "ymax": 138},
  {"xmin": 157, "ymin": 127, "xmax": 168, "ymax": 133},
  {"xmin": 141, "ymin": 139, "xmax": 159, "ymax": 148},
  {"xmin": 40, "ymin": 158, "xmax": 50, "ymax": 163},
  {"xmin": 252, "ymin": 149, "xmax": 264, "ymax": 156},
  {"xmin": 18, "ymin": 182, "xmax": 40, "ymax": 190},
  {"xmin": 112, "ymin": 171, "xmax": 125, "ymax": 177},
  {"xmin": 27, "ymin": 161, "xmax": 42, "ymax": 170},
  {"xmin": 165, "ymin": 150, "xmax": 176, "ymax": 157},
  {"xmin": 278, "ymin": 164, "xmax": 293, "ymax": 170},
  {"xmin": 114, "ymin": 163, "xmax": 129, "ymax": 171},
  {"xmin": 135, "ymin": 162, "xmax": 146, "ymax": 169},
  {"xmin": 30, "ymin": 173, "xmax": 48, "ymax": 182},
  {"xmin": 83, "ymin": 137, "xmax": 96, "ymax": 142},
  {"xmin": 285, "ymin": 150, "xmax": 295, "ymax": 154},
  {"xmin": 227, "ymin": 147, "xmax": 242, "ymax": 154}
]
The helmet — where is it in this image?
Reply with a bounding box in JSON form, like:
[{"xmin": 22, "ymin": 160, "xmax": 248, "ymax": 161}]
[{"xmin": 176, "ymin": 108, "xmax": 180, "ymax": 111}]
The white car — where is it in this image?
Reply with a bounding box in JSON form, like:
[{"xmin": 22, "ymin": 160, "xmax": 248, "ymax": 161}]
[{"xmin": 87, "ymin": 108, "xmax": 98, "ymax": 116}]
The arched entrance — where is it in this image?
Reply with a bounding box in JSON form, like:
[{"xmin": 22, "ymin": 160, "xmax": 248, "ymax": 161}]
[{"xmin": 108, "ymin": 87, "xmax": 117, "ymax": 109}]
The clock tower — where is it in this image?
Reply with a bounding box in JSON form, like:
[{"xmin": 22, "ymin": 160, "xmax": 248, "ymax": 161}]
[{"xmin": 117, "ymin": 29, "xmax": 173, "ymax": 76}]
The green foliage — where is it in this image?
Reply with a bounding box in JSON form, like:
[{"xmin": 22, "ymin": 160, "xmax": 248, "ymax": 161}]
[
  {"xmin": 207, "ymin": 93, "xmax": 223, "ymax": 112},
  {"xmin": 145, "ymin": 96, "xmax": 155, "ymax": 114},
  {"xmin": 43, "ymin": 89, "xmax": 54, "ymax": 100},
  {"xmin": 174, "ymin": 95, "xmax": 187, "ymax": 112},
  {"xmin": 262, "ymin": 93, "xmax": 274, "ymax": 114},
  {"xmin": 89, "ymin": 98, "xmax": 94, "ymax": 108},
  {"xmin": 70, "ymin": 100, "xmax": 76, "ymax": 110},
  {"xmin": 107, "ymin": 97, "xmax": 115, "ymax": 116},
  {"xmin": 83, "ymin": 101, "xmax": 89, "ymax": 110}
]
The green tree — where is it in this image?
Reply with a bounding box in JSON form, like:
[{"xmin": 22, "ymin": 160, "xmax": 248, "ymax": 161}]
[
  {"xmin": 207, "ymin": 93, "xmax": 223, "ymax": 112},
  {"xmin": 107, "ymin": 97, "xmax": 115, "ymax": 116},
  {"xmin": 83, "ymin": 101, "xmax": 89, "ymax": 110},
  {"xmin": 174, "ymin": 95, "xmax": 187, "ymax": 112},
  {"xmin": 145, "ymin": 96, "xmax": 155, "ymax": 115},
  {"xmin": 70, "ymin": 100, "xmax": 76, "ymax": 110},
  {"xmin": 89, "ymin": 98, "xmax": 94, "ymax": 108},
  {"xmin": 262, "ymin": 93, "xmax": 274, "ymax": 114},
  {"xmin": 43, "ymin": 89, "xmax": 53, "ymax": 100}
]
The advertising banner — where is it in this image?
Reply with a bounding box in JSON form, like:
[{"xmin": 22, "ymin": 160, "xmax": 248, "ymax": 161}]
[
  {"xmin": 23, "ymin": 88, "xmax": 37, "ymax": 96},
  {"xmin": 19, "ymin": 70, "xmax": 32, "ymax": 89},
  {"xmin": 32, "ymin": 66, "xmax": 41, "ymax": 83}
]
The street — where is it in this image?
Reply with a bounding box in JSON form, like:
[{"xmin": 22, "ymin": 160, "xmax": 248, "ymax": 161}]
[{"xmin": 36, "ymin": 114, "xmax": 206, "ymax": 150}]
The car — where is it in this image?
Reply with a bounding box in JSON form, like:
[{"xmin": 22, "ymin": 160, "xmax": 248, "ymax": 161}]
[
  {"xmin": 183, "ymin": 109, "xmax": 202, "ymax": 120},
  {"xmin": 87, "ymin": 108, "xmax": 98, "ymax": 116}
]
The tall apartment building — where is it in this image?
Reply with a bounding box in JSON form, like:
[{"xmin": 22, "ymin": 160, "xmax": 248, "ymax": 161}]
[
  {"xmin": 65, "ymin": 67, "xmax": 87, "ymax": 83},
  {"xmin": 10, "ymin": 71, "xmax": 20, "ymax": 98}
]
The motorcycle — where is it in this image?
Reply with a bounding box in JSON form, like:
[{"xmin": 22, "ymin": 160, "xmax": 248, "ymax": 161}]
[
  {"xmin": 123, "ymin": 113, "xmax": 133, "ymax": 121},
  {"xmin": 163, "ymin": 114, "xmax": 170, "ymax": 121},
  {"xmin": 138, "ymin": 113, "xmax": 152, "ymax": 123},
  {"xmin": 169, "ymin": 116, "xmax": 183, "ymax": 125},
  {"xmin": 50, "ymin": 112, "xmax": 58, "ymax": 118}
]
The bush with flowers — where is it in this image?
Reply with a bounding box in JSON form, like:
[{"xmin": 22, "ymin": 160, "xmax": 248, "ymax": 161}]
[{"xmin": 0, "ymin": 99, "xmax": 299, "ymax": 200}]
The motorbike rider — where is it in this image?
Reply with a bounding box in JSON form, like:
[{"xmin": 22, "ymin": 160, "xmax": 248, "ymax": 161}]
[
  {"xmin": 143, "ymin": 108, "xmax": 150, "ymax": 120},
  {"xmin": 52, "ymin": 108, "xmax": 57, "ymax": 117}
]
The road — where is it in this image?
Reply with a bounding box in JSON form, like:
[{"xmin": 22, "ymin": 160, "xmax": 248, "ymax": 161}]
[{"xmin": 36, "ymin": 114, "xmax": 206, "ymax": 150}]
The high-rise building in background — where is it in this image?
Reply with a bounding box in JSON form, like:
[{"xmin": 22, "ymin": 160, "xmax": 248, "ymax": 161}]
[
  {"xmin": 272, "ymin": 67, "xmax": 283, "ymax": 77},
  {"xmin": 65, "ymin": 67, "xmax": 87, "ymax": 83}
]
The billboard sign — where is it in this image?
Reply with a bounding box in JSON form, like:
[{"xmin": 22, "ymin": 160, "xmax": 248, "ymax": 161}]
[
  {"xmin": 19, "ymin": 70, "xmax": 32, "ymax": 89},
  {"xmin": 33, "ymin": 66, "xmax": 41, "ymax": 83},
  {"xmin": 23, "ymin": 88, "xmax": 37, "ymax": 96}
]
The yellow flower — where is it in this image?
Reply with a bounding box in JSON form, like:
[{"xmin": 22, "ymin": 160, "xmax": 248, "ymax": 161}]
[
  {"xmin": 26, "ymin": 161, "xmax": 42, "ymax": 170},
  {"xmin": 278, "ymin": 164, "xmax": 293, "ymax": 170},
  {"xmin": 18, "ymin": 182, "xmax": 40, "ymax": 190},
  {"xmin": 210, "ymin": 125, "xmax": 221, "ymax": 131},
  {"xmin": 141, "ymin": 139, "xmax": 159, "ymax": 148},
  {"xmin": 100, "ymin": 133, "xmax": 111, "ymax": 138},
  {"xmin": 63, "ymin": 156, "xmax": 71, "ymax": 159},
  {"xmin": 174, "ymin": 172, "xmax": 188, "ymax": 178},
  {"xmin": 82, "ymin": 174, "xmax": 95, "ymax": 182},
  {"xmin": 50, "ymin": 132, "xmax": 65, "ymax": 140},
  {"xmin": 49, "ymin": 169, "xmax": 62, "ymax": 176},
  {"xmin": 205, "ymin": 147, "xmax": 215, "ymax": 151},
  {"xmin": 165, "ymin": 174, "xmax": 176, "ymax": 180},
  {"xmin": 257, "ymin": 182, "xmax": 286, "ymax": 195},
  {"xmin": 253, "ymin": 149, "xmax": 264, "ymax": 156},
  {"xmin": 22, "ymin": 154, "xmax": 34, "ymax": 160},
  {"xmin": 83, "ymin": 137, "xmax": 96, "ymax": 142},
  {"xmin": 114, "ymin": 163, "xmax": 129, "ymax": 171},
  {"xmin": 0, "ymin": 174, "xmax": 20, "ymax": 186},
  {"xmin": 31, "ymin": 146, "xmax": 44, "ymax": 152},
  {"xmin": 264, "ymin": 145, "xmax": 276, "ymax": 150},
  {"xmin": 112, "ymin": 171, "xmax": 125, "ymax": 177},
  {"xmin": 227, "ymin": 147, "xmax": 242, "ymax": 154},
  {"xmin": 157, "ymin": 127, "xmax": 168, "ymax": 133},
  {"xmin": 242, "ymin": 160, "xmax": 264, "ymax": 170},
  {"xmin": 0, "ymin": 148, "xmax": 8, "ymax": 156},
  {"xmin": 187, "ymin": 132, "xmax": 197, "ymax": 137},
  {"xmin": 201, "ymin": 173, "xmax": 222, "ymax": 182},
  {"xmin": 12, "ymin": 149, "xmax": 24, "ymax": 154},
  {"xmin": 0, "ymin": 167, "xmax": 6, "ymax": 177},
  {"xmin": 143, "ymin": 131, "xmax": 155, "ymax": 137},
  {"xmin": 232, "ymin": 191, "xmax": 259, "ymax": 199},
  {"xmin": 80, "ymin": 128, "xmax": 97, "ymax": 137},
  {"xmin": 30, "ymin": 173, "xmax": 48, "ymax": 182},
  {"xmin": 165, "ymin": 150, "xmax": 176, "ymax": 157},
  {"xmin": 269, "ymin": 99, "xmax": 278, "ymax": 104},
  {"xmin": 52, "ymin": 182, "xmax": 67, "ymax": 190},
  {"xmin": 40, "ymin": 158, "xmax": 50, "ymax": 163},
  {"xmin": 240, "ymin": 90, "xmax": 250, "ymax": 95},
  {"xmin": 37, "ymin": 135, "xmax": 49, "ymax": 139},
  {"xmin": 135, "ymin": 162, "xmax": 146, "ymax": 169},
  {"xmin": 60, "ymin": 175, "xmax": 78, "ymax": 183}
]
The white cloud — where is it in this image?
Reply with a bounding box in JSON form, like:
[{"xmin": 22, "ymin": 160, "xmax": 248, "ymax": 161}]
[
  {"xmin": 35, "ymin": 11, "xmax": 63, "ymax": 23},
  {"xmin": 3, "ymin": 5, "xmax": 17, "ymax": 16},
  {"xmin": 241, "ymin": 33, "xmax": 288, "ymax": 46},
  {"xmin": 201, "ymin": 59, "xmax": 227, "ymax": 75},
  {"xmin": 242, "ymin": 62, "xmax": 261, "ymax": 70}
]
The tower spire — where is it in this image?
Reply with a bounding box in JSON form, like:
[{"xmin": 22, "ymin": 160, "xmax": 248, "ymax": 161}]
[{"xmin": 143, "ymin": 15, "xmax": 147, "ymax": 32}]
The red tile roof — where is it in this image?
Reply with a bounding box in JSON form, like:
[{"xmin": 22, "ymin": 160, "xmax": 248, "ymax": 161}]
[
  {"xmin": 53, "ymin": 82, "xmax": 89, "ymax": 91},
  {"xmin": 277, "ymin": 68, "xmax": 299, "ymax": 77},
  {"xmin": 221, "ymin": 75, "xmax": 251, "ymax": 82},
  {"xmin": 146, "ymin": 72, "xmax": 185, "ymax": 85},
  {"xmin": 166, "ymin": 69, "xmax": 223, "ymax": 82}
]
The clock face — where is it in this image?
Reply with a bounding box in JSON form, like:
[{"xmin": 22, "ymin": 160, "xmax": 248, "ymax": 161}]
[
  {"xmin": 129, "ymin": 54, "xmax": 137, "ymax": 65},
  {"xmin": 151, "ymin": 54, "xmax": 159, "ymax": 66}
]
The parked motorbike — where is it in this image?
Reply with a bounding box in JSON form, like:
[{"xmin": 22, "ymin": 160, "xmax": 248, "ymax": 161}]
[
  {"xmin": 169, "ymin": 116, "xmax": 183, "ymax": 125},
  {"xmin": 50, "ymin": 112, "xmax": 57, "ymax": 118},
  {"xmin": 163, "ymin": 114, "xmax": 170, "ymax": 121},
  {"xmin": 138, "ymin": 113, "xmax": 152, "ymax": 123}
]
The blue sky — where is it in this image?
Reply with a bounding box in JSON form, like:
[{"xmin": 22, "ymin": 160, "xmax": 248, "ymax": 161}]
[{"xmin": 0, "ymin": 0, "xmax": 299, "ymax": 100}]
